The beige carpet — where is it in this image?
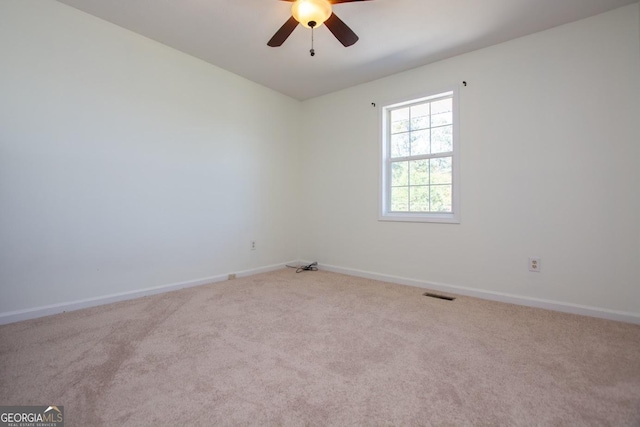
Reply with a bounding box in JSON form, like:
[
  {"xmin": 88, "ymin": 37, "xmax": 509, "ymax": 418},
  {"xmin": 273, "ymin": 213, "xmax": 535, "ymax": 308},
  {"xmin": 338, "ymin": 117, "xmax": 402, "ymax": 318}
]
[{"xmin": 1, "ymin": 269, "xmax": 639, "ymax": 426}]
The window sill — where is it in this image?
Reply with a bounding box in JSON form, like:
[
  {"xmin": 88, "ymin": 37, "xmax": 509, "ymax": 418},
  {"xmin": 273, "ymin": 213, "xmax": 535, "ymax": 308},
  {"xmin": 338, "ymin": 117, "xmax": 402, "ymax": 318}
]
[{"xmin": 379, "ymin": 213, "xmax": 460, "ymax": 224}]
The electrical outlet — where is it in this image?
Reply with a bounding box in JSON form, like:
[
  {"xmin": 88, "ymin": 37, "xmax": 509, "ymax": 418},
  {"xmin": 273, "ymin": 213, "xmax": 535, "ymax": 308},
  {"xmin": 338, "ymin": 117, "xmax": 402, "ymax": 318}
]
[
  {"xmin": 529, "ymin": 257, "xmax": 541, "ymax": 273},
  {"xmin": 250, "ymin": 241, "xmax": 256, "ymax": 251}
]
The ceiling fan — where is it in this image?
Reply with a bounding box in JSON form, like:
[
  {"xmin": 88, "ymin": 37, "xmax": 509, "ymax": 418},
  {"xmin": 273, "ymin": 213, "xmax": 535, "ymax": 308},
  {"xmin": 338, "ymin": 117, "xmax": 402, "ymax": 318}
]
[{"xmin": 267, "ymin": 0, "xmax": 373, "ymax": 54}]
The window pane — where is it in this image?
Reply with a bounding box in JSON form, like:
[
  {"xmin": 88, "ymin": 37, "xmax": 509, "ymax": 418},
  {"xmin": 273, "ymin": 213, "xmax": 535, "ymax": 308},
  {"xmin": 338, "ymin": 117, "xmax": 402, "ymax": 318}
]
[
  {"xmin": 431, "ymin": 98, "xmax": 452, "ymax": 126},
  {"xmin": 410, "ymin": 115, "xmax": 429, "ymax": 131},
  {"xmin": 391, "ymin": 161, "xmax": 408, "ymax": 186},
  {"xmin": 410, "ymin": 186, "xmax": 429, "ymax": 212},
  {"xmin": 391, "ymin": 187, "xmax": 409, "ymax": 211},
  {"xmin": 391, "ymin": 108, "xmax": 410, "ymax": 133},
  {"xmin": 411, "ymin": 103, "xmax": 429, "ymax": 117},
  {"xmin": 431, "ymin": 125, "xmax": 452, "ymax": 154},
  {"xmin": 430, "ymin": 157, "xmax": 452, "ymax": 185},
  {"xmin": 391, "ymin": 133, "xmax": 410, "ymax": 158},
  {"xmin": 409, "ymin": 160, "xmax": 429, "ymax": 185},
  {"xmin": 410, "ymin": 103, "xmax": 430, "ymax": 131},
  {"xmin": 410, "ymin": 129, "xmax": 430, "ymax": 155},
  {"xmin": 430, "ymin": 185, "xmax": 452, "ymax": 212},
  {"xmin": 392, "ymin": 120, "xmax": 410, "ymax": 134}
]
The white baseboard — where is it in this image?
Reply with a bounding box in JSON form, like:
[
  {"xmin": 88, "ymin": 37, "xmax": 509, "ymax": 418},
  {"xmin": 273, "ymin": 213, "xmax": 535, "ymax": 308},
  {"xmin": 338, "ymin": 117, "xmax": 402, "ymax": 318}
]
[
  {"xmin": 0, "ymin": 261, "xmax": 295, "ymax": 325},
  {"xmin": 4, "ymin": 260, "xmax": 638, "ymax": 326},
  {"xmin": 312, "ymin": 262, "xmax": 640, "ymax": 325}
]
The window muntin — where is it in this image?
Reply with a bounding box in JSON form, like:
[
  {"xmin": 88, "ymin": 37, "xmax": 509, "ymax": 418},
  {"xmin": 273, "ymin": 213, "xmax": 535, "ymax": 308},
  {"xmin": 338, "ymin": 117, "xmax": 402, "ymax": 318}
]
[{"xmin": 381, "ymin": 90, "xmax": 459, "ymax": 223}]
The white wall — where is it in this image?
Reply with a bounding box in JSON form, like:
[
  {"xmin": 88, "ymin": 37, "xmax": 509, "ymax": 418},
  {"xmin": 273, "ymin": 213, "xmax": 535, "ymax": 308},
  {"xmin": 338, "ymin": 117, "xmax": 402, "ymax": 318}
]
[
  {"xmin": 0, "ymin": 1, "xmax": 301, "ymax": 315},
  {"xmin": 299, "ymin": 4, "xmax": 640, "ymax": 316}
]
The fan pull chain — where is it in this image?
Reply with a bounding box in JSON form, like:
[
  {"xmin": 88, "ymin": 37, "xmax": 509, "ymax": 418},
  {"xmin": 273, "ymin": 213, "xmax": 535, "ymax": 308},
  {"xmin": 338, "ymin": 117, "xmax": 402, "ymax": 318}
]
[{"xmin": 309, "ymin": 21, "xmax": 316, "ymax": 56}]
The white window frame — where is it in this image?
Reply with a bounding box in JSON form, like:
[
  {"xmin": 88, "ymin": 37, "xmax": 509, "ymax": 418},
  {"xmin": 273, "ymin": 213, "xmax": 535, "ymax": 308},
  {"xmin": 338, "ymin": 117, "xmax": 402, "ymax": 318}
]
[{"xmin": 379, "ymin": 88, "xmax": 460, "ymax": 223}]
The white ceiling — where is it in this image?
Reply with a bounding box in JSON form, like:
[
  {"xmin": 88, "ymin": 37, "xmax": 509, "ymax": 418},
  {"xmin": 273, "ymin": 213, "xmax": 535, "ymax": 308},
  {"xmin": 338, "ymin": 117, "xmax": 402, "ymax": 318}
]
[{"xmin": 55, "ymin": 0, "xmax": 637, "ymax": 100}]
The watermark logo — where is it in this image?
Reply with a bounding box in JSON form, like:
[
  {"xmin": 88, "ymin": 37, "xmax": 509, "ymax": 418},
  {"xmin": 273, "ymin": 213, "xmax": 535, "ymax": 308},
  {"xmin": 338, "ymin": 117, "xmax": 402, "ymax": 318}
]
[{"xmin": 0, "ymin": 405, "xmax": 64, "ymax": 427}]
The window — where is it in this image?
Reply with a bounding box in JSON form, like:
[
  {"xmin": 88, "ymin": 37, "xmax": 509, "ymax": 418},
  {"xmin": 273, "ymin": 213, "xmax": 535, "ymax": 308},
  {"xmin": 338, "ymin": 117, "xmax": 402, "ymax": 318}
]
[{"xmin": 380, "ymin": 89, "xmax": 459, "ymax": 223}]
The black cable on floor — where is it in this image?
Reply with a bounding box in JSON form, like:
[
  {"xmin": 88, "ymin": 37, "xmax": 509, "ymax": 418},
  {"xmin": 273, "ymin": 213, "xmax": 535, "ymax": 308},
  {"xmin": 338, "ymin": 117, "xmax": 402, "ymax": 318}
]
[{"xmin": 286, "ymin": 262, "xmax": 318, "ymax": 273}]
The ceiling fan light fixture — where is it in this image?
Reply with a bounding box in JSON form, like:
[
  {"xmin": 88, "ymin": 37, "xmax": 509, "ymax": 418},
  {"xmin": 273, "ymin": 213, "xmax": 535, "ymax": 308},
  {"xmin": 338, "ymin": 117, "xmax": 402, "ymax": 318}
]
[{"xmin": 291, "ymin": 0, "xmax": 332, "ymax": 29}]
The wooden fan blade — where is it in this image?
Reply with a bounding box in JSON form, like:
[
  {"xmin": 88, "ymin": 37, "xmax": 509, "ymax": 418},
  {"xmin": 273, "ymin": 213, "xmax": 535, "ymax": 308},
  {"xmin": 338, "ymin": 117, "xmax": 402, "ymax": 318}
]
[
  {"xmin": 267, "ymin": 16, "xmax": 299, "ymax": 47},
  {"xmin": 324, "ymin": 12, "xmax": 359, "ymax": 47}
]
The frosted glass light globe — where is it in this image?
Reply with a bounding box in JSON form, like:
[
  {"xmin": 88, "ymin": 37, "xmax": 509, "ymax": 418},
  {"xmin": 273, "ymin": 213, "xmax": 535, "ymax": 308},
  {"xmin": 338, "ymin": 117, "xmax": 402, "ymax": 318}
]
[{"xmin": 291, "ymin": 0, "xmax": 332, "ymax": 29}]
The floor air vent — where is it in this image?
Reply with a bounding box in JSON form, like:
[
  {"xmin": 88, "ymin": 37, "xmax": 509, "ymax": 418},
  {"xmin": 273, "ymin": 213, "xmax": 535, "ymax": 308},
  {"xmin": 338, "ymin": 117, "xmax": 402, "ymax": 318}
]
[{"xmin": 423, "ymin": 292, "xmax": 456, "ymax": 301}]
